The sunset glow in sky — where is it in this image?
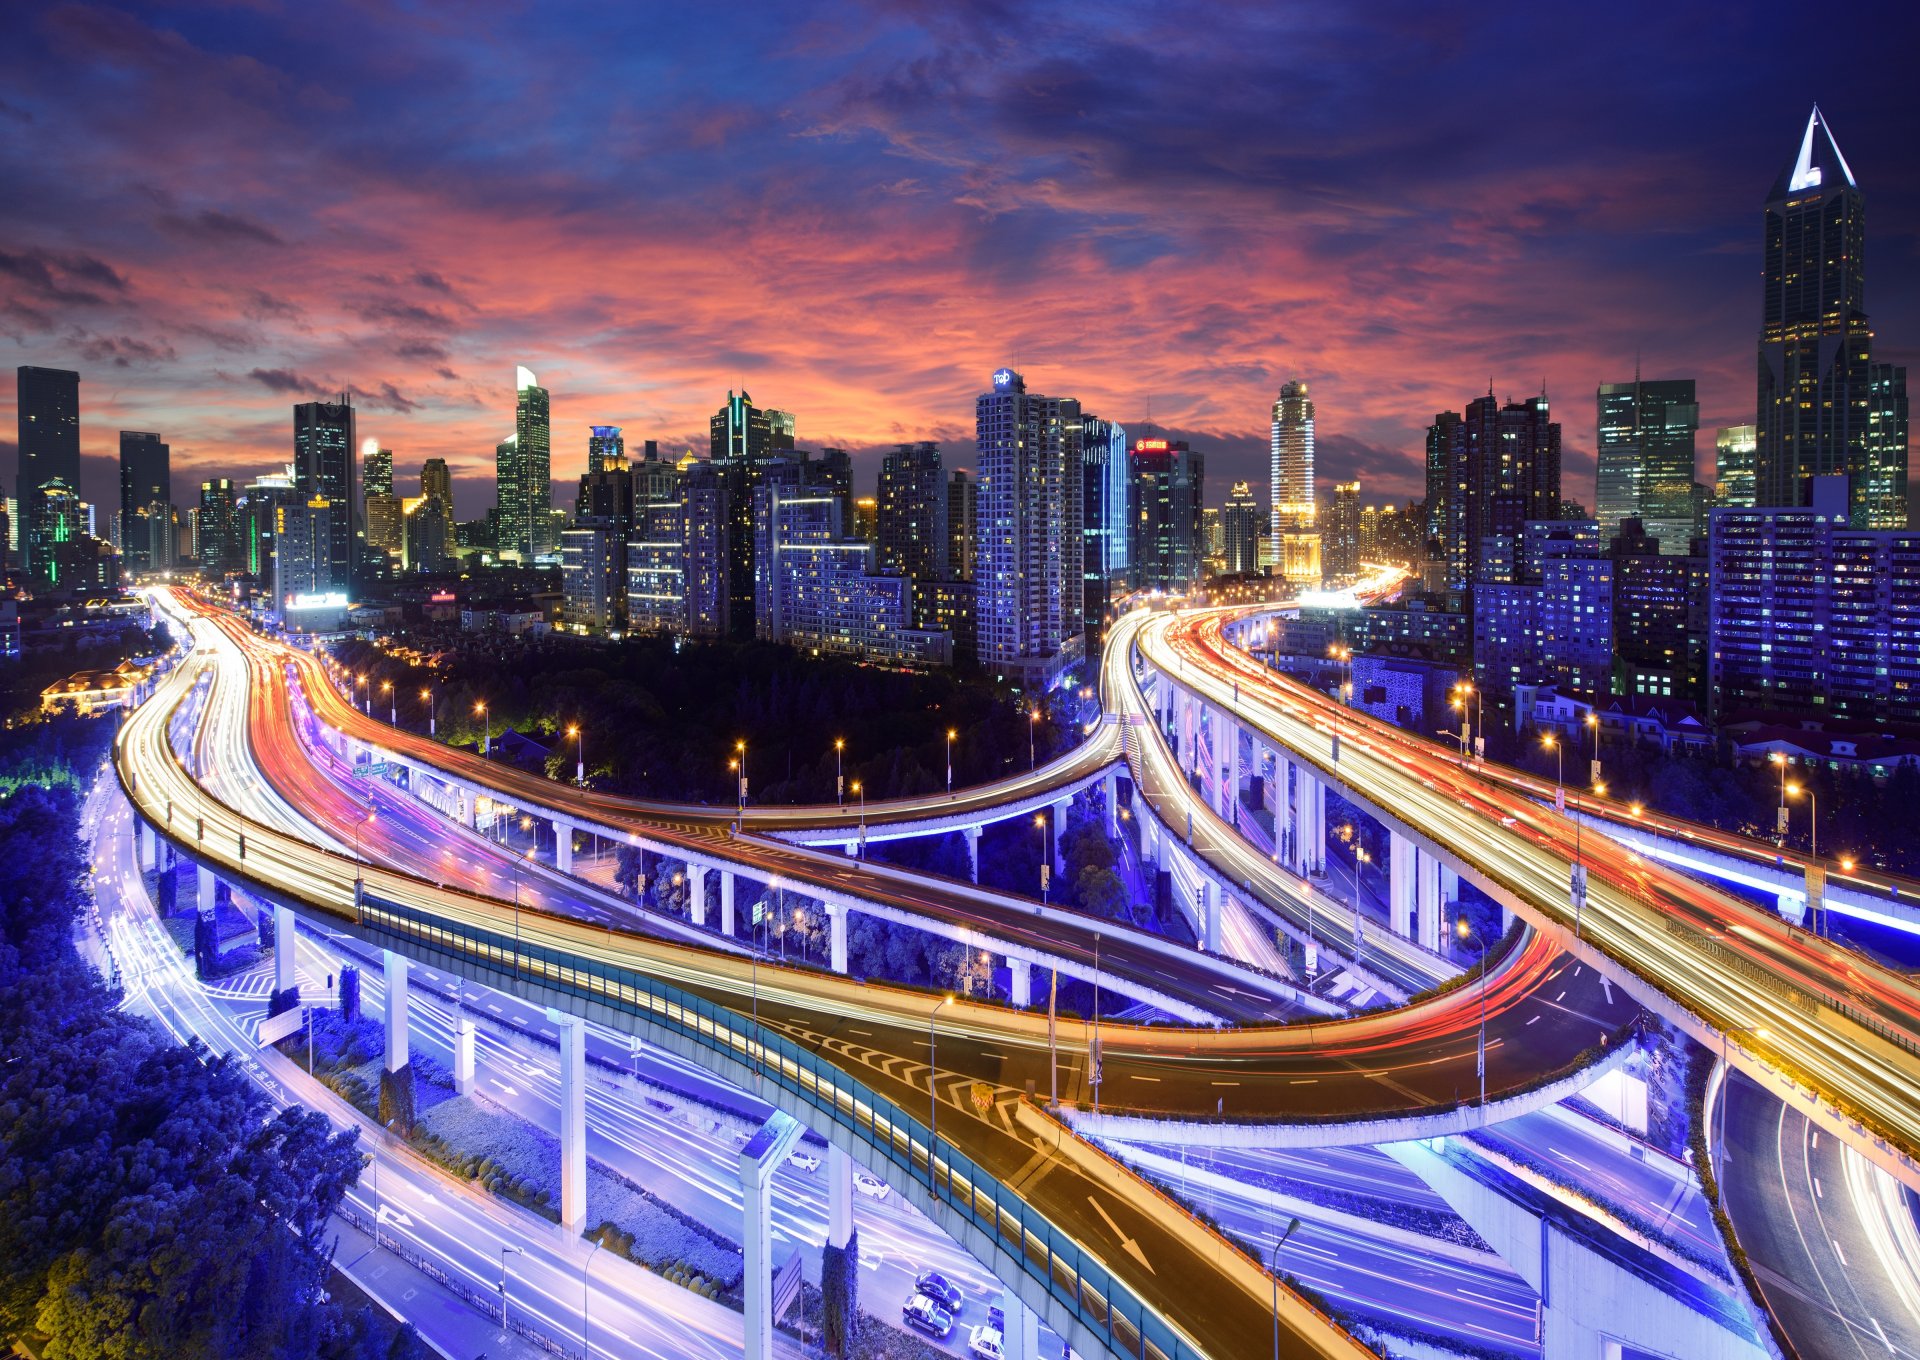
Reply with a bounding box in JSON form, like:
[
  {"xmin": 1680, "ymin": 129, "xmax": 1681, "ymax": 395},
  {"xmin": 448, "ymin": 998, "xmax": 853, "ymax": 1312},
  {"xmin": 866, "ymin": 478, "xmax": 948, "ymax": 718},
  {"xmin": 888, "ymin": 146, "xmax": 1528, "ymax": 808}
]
[{"xmin": 3, "ymin": 1, "xmax": 1915, "ymax": 518}]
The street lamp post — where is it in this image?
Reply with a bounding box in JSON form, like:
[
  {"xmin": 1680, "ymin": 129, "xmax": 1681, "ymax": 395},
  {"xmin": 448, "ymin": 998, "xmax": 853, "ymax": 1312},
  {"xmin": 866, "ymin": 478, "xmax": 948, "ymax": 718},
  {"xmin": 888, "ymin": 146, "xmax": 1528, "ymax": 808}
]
[
  {"xmin": 474, "ymin": 701, "xmax": 489, "ymax": 757},
  {"xmin": 569, "ymin": 723, "xmax": 584, "ymax": 785},
  {"xmin": 1714, "ymin": 1026, "xmax": 1767, "ymax": 1187},
  {"xmin": 1769, "ymin": 752, "xmax": 1789, "ymax": 843},
  {"xmin": 834, "ymin": 738, "xmax": 845, "ymax": 805},
  {"xmin": 1271, "ymin": 1216, "xmax": 1301, "ymax": 1360},
  {"xmin": 583, "ymin": 1235, "xmax": 605, "ymax": 1358},
  {"xmin": 1786, "ymin": 782, "xmax": 1821, "ymax": 933},
  {"xmin": 1029, "ymin": 709, "xmax": 1039, "ymax": 770},
  {"xmin": 928, "ymin": 994, "xmax": 954, "ymax": 1183},
  {"xmin": 498, "ymin": 1245, "xmax": 523, "ymax": 1335},
  {"xmin": 734, "ymin": 740, "xmax": 748, "ymax": 822},
  {"xmin": 1456, "ymin": 915, "xmax": 1488, "ymax": 1107},
  {"xmin": 852, "ymin": 779, "xmax": 866, "ymax": 857},
  {"xmin": 510, "ymin": 846, "xmax": 532, "ymax": 977},
  {"xmin": 1034, "ymin": 812, "xmax": 1051, "ymax": 903},
  {"xmin": 1349, "ymin": 844, "xmax": 1371, "ymax": 948},
  {"xmin": 357, "ymin": 673, "xmax": 368, "ymax": 714},
  {"xmin": 382, "ymin": 680, "xmax": 394, "ymax": 724},
  {"xmin": 946, "ymin": 728, "xmax": 956, "ymax": 797},
  {"xmin": 1585, "ymin": 711, "xmax": 1601, "ymax": 787},
  {"xmin": 420, "ymin": 687, "xmax": 434, "ymax": 737},
  {"xmin": 352, "ymin": 806, "xmax": 375, "ymax": 907}
]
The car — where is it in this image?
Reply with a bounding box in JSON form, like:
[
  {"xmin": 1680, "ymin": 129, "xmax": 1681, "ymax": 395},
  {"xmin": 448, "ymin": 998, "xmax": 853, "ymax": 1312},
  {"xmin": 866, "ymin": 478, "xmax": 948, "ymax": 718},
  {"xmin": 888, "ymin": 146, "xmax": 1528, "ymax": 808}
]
[
  {"xmin": 967, "ymin": 1324, "xmax": 1004, "ymax": 1359},
  {"xmin": 901, "ymin": 1293, "xmax": 953, "ymax": 1339},
  {"xmin": 914, "ymin": 1270, "xmax": 963, "ymax": 1312},
  {"xmin": 987, "ymin": 1303, "xmax": 1004, "ymax": 1332},
  {"xmin": 852, "ymin": 1170, "xmax": 891, "ymax": 1201},
  {"xmin": 787, "ymin": 1149, "xmax": 821, "ymax": 1173}
]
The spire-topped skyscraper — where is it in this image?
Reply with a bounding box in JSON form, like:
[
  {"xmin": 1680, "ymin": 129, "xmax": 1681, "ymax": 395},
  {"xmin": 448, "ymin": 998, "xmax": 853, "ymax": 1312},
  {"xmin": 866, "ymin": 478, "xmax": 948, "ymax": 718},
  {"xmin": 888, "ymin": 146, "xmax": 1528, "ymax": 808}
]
[
  {"xmin": 1756, "ymin": 106, "xmax": 1908, "ymax": 527},
  {"xmin": 1270, "ymin": 380, "xmax": 1315, "ymax": 541}
]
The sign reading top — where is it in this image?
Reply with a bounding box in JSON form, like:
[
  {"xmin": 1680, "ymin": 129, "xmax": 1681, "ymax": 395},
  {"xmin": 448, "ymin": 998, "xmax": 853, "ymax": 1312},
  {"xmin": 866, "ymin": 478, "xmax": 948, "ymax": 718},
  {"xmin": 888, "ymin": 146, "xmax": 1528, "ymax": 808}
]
[{"xmin": 991, "ymin": 367, "xmax": 1021, "ymax": 391}]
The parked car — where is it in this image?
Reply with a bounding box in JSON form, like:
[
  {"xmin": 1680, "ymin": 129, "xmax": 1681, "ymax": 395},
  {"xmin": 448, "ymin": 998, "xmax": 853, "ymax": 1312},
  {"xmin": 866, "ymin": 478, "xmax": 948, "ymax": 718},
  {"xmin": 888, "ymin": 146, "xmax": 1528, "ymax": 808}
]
[
  {"xmin": 914, "ymin": 1270, "xmax": 963, "ymax": 1312},
  {"xmin": 852, "ymin": 1170, "xmax": 891, "ymax": 1201},
  {"xmin": 967, "ymin": 1324, "xmax": 1005, "ymax": 1359},
  {"xmin": 902, "ymin": 1293, "xmax": 954, "ymax": 1339},
  {"xmin": 786, "ymin": 1148, "xmax": 821, "ymax": 1173}
]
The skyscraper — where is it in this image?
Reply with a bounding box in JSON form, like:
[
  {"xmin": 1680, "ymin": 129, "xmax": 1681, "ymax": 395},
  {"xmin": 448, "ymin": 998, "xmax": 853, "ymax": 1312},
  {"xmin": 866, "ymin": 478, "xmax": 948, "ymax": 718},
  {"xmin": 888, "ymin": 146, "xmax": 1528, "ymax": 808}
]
[
  {"xmin": 363, "ymin": 439, "xmax": 401, "ymax": 559},
  {"xmin": 1429, "ymin": 392, "xmax": 1562, "ymax": 589},
  {"xmin": 975, "ymin": 368, "xmax": 1083, "ymax": 686},
  {"xmin": 1755, "ymin": 107, "xmax": 1908, "ymax": 528},
  {"xmin": 876, "ymin": 442, "xmax": 948, "ymax": 582},
  {"xmin": 17, "ymin": 366, "xmax": 80, "ymax": 581},
  {"xmin": 197, "ymin": 478, "xmax": 239, "ymax": 576},
  {"xmin": 118, "ymin": 430, "xmax": 170, "ymax": 575},
  {"xmin": 1270, "ymin": 380, "xmax": 1315, "ymax": 541},
  {"xmin": 1321, "ymin": 481, "xmax": 1362, "ymax": 581},
  {"xmin": 1714, "ymin": 425, "xmax": 1758, "ymax": 509},
  {"xmin": 588, "ymin": 425, "xmax": 626, "ymax": 472},
  {"xmin": 1222, "ymin": 481, "xmax": 1262, "ymax": 576},
  {"xmin": 292, "ymin": 397, "xmax": 356, "ymax": 591},
  {"xmin": 500, "ymin": 367, "xmax": 553, "ymax": 557},
  {"xmin": 1594, "ymin": 377, "xmax": 1700, "ymax": 550},
  {"xmin": 706, "ymin": 391, "xmax": 801, "ymax": 639},
  {"xmin": 1129, "ymin": 438, "xmax": 1205, "ymax": 592},
  {"xmin": 945, "ymin": 470, "xmax": 976, "ymax": 581}
]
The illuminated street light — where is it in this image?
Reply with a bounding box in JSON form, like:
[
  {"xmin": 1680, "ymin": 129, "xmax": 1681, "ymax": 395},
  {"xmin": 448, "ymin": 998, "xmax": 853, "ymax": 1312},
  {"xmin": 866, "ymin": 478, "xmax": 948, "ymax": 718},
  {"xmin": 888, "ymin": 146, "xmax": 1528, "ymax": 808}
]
[
  {"xmin": 1456, "ymin": 915, "xmax": 1488, "ymax": 1107},
  {"xmin": 734, "ymin": 740, "xmax": 748, "ymax": 821},
  {"xmin": 568, "ymin": 723, "xmax": 584, "ymax": 785},
  {"xmin": 852, "ymin": 779, "xmax": 866, "ymax": 856},
  {"xmin": 1029, "ymin": 708, "xmax": 1039, "ymax": 770},
  {"xmin": 474, "ymin": 701, "xmax": 489, "ymax": 757},
  {"xmin": 381, "ymin": 679, "xmax": 394, "ymax": 724},
  {"xmin": 420, "ymin": 686, "xmax": 434, "ymax": 737},
  {"xmin": 928, "ymin": 994, "xmax": 955, "ymax": 1177},
  {"xmin": 1034, "ymin": 812, "xmax": 1051, "ymax": 903},
  {"xmin": 946, "ymin": 728, "xmax": 957, "ymax": 797},
  {"xmin": 834, "ymin": 737, "xmax": 845, "ymax": 805}
]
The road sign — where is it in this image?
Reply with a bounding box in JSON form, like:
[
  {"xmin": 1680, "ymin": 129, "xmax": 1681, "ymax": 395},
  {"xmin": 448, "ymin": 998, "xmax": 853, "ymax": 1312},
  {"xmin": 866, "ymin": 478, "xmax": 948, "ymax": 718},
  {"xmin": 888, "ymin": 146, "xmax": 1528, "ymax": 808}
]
[{"xmin": 350, "ymin": 761, "xmax": 390, "ymax": 779}]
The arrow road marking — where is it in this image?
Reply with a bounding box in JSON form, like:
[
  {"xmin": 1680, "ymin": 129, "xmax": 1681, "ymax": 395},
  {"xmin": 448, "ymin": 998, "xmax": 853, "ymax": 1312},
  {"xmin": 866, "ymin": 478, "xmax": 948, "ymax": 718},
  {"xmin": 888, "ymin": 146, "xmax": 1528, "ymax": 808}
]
[{"xmin": 1087, "ymin": 1195, "xmax": 1154, "ymax": 1274}]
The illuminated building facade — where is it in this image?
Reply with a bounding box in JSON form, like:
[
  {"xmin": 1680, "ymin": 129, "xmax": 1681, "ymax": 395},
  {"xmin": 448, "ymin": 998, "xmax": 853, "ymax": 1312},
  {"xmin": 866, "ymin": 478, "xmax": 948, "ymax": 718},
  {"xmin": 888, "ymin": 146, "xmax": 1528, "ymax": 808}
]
[
  {"xmin": 293, "ymin": 397, "xmax": 356, "ymax": 590},
  {"xmin": 1269, "ymin": 379, "xmax": 1314, "ymax": 541},
  {"xmin": 1129, "ymin": 437, "xmax": 1204, "ymax": 592},
  {"xmin": 1595, "ymin": 377, "xmax": 1700, "ymax": 550},
  {"xmin": 1223, "ymin": 480, "xmax": 1261, "ymax": 576},
  {"xmin": 118, "ymin": 431, "xmax": 170, "ymax": 574}
]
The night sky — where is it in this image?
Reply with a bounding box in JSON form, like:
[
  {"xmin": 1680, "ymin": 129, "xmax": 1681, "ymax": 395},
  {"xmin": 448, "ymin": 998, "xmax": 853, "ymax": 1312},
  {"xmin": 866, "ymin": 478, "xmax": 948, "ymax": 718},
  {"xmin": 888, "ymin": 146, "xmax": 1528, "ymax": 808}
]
[{"xmin": 2, "ymin": 0, "xmax": 1916, "ymax": 520}]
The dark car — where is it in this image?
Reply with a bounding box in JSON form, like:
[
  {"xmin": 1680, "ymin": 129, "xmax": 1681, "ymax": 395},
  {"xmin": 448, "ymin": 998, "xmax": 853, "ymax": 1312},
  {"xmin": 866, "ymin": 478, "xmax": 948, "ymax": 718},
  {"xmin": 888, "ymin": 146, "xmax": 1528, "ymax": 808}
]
[
  {"xmin": 915, "ymin": 1271, "xmax": 963, "ymax": 1312},
  {"xmin": 902, "ymin": 1293, "xmax": 954, "ymax": 1339}
]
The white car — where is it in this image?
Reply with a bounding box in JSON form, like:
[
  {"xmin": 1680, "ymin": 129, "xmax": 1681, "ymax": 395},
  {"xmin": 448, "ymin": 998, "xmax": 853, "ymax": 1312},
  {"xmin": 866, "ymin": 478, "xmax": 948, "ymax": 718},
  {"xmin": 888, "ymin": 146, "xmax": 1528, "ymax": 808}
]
[
  {"xmin": 852, "ymin": 1170, "xmax": 891, "ymax": 1201},
  {"xmin": 787, "ymin": 1149, "xmax": 821, "ymax": 1173},
  {"xmin": 968, "ymin": 1324, "xmax": 1005, "ymax": 1359}
]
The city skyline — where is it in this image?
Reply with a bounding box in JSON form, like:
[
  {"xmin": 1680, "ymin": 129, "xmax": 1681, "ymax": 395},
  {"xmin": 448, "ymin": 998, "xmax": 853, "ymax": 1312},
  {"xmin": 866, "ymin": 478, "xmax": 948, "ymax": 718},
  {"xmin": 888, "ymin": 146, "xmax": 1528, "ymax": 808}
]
[{"xmin": 2, "ymin": 4, "xmax": 1915, "ymax": 519}]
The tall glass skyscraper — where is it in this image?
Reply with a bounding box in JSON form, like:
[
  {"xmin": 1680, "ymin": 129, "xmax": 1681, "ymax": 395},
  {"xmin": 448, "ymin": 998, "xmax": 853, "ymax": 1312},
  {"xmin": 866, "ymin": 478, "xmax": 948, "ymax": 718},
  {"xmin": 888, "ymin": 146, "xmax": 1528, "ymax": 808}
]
[
  {"xmin": 1595, "ymin": 377, "xmax": 1699, "ymax": 551},
  {"xmin": 1223, "ymin": 481, "xmax": 1262, "ymax": 576},
  {"xmin": 1756, "ymin": 107, "xmax": 1908, "ymax": 528},
  {"xmin": 518, "ymin": 368, "xmax": 553, "ymax": 555},
  {"xmin": 1714, "ymin": 425, "xmax": 1757, "ymax": 509},
  {"xmin": 292, "ymin": 397, "xmax": 356, "ymax": 591},
  {"xmin": 17, "ymin": 366, "xmax": 80, "ymax": 580},
  {"xmin": 118, "ymin": 430, "xmax": 170, "ymax": 573},
  {"xmin": 1269, "ymin": 380, "xmax": 1315, "ymax": 541},
  {"xmin": 1129, "ymin": 438, "xmax": 1205, "ymax": 591}
]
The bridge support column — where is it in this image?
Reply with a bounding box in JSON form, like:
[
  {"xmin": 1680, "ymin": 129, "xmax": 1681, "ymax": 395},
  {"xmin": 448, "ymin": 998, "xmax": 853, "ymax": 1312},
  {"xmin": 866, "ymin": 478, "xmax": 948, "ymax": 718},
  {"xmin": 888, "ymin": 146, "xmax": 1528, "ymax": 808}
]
[
  {"xmin": 1051, "ymin": 799, "xmax": 1069, "ymax": 872},
  {"xmin": 1200, "ymin": 879, "xmax": 1221, "ymax": 953},
  {"xmin": 720, "ymin": 870, "xmax": 735, "ymax": 937},
  {"xmin": 1417, "ymin": 850, "xmax": 1443, "ymax": 951},
  {"xmin": 963, "ymin": 825, "xmax": 980, "ymax": 882},
  {"xmin": 740, "ymin": 1113, "xmax": 804, "ymax": 1360},
  {"xmin": 688, "ymin": 865, "xmax": 707, "ymax": 927},
  {"xmin": 1296, "ymin": 770, "xmax": 1325, "ymax": 875},
  {"xmin": 274, "ymin": 906, "xmax": 298, "ymax": 997},
  {"xmin": 453, "ymin": 1017, "xmax": 476, "ymax": 1097},
  {"xmin": 1223, "ymin": 716, "xmax": 1241, "ymax": 821},
  {"xmin": 1002, "ymin": 1294, "xmax": 1038, "ymax": 1360},
  {"xmin": 1389, "ymin": 833, "xmax": 1416, "ymax": 937},
  {"xmin": 826, "ymin": 902, "xmax": 849, "ymax": 974},
  {"xmin": 138, "ymin": 819, "xmax": 156, "ymax": 871},
  {"xmin": 826, "ymin": 1146, "xmax": 853, "ymax": 1250},
  {"xmin": 554, "ymin": 821, "xmax": 572, "ymax": 874},
  {"xmin": 549, "ymin": 1008, "xmax": 587, "ymax": 1231},
  {"xmin": 1009, "ymin": 957, "xmax": 1032, "ymax": 1008},
  {"xmin": 1103, "ymin": 768, "xmax": 1118, "ymax": 837},
  {"xmin": 197, "ymin": 863, "xmax": 215, "ymax": 912},
  {"xmin": 382, "ymin": 949, "xmax": 409, "ymax": 1072}
]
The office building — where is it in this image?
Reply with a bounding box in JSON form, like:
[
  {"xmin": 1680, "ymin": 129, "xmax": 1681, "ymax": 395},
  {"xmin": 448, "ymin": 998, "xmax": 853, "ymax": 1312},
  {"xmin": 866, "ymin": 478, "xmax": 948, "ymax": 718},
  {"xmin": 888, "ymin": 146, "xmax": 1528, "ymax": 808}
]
[
  {"xmin": 17, "ymin": 367, "xmax": 81, "ymax": 581},
  {"xmin": 363, "ymin": 440, "xmax": 401, "ymax": 561},
  {"xmin": 1223, "ymin": 481, "xmax": 1262, "ymax": 576},
  {"xmin": 946, "ymin": 470, "xmax": 977, "ymax": 581},
  {"xmin": 1756, "ymin": 107, "xmax": 1909, "ymax": 528},
  {"xmin": 1429, "ymin": 392, "xmax": 1562, "ymax": 589},
  {"xmin": 1130, "ymin": 437, "xmax": 1204, "ymax": 592},
  {"xmin": 576, "ymin": 460, "xmax": 635, "ymax": 539},
  {"xmin": 706, "ymin": 390, "xmax": 807, "ymax": 640},
  {"xmin": 237, "ymin": 469, "xmax": 298, "ymax": 581},
  {"xmin": 118, "ymin": 431, "xmax": 170, "ymax": 574},
  {"xmin": 402, "ymin": 495, "xmax": 456, "ymax": 575},
  {"xmin": 588, "ymin": 425, "xmax": 625, "ymax": 472},
  {"xmin": 292, "ymin": 397, "xmax": 357, "ymax": 593},
  {"xmin": 197, "ymin": 479, "xmax": 239, "ymax": 576},
  {"xmin": 627, "ymin": 469, "xmax": 687, "ymax": 637},
  {"xmin": 27, "ymin": 479, "xmax": 84, "ymax": 588},
  {"xmin": 1709, "ymin": 476, "xmax": 1920, "ymax": 723},
  {"xmin": 1595, "ymin": 377, "xmax": 1700, "ymax": 549},
  {"xmin": 1611, "ymin": 518, "xmax": 1708, "ymax": 704},
  {"xmin": 274, "ymin": 497, "xmax": 334, "ymax": 606},
  {"xmin": 561, "ymin": 526, "xmax": 624, "ymax": 630},
  {"xmin": 1474, "ymin": 519, "xmax": 1612, "ymax": 699},
  {"xmin": 975, "ymin": 368, "xmax": 1083, "ymax": 687},
  {"xmin": 1270, "ymin": 380, "xmax": 1314, "ymax": 540},
  {"xmin": 1079, "ymin": 418, "xmax": 1129, "ymax": 648},
  {"xmin": 852, "ymin": 497, "xmax": 878, "ymax": 544},
  {"xmin": 876, "ymin": 442, "xmax": 949, "ymax": 582},
  {"xmin": 680, "ymin": 459, "xmax": 732, "ymax": 638},
  {"xmin": 492, "ymin": 368, "xmax": 553, "ymax": 559},
  {"xmin": 1715, "ymin": 425, "xmax": 1757, "ymax": 509},
  {"xmin": 1321, "ymin": 481, "xmax": 1361, "ymax": 581}
]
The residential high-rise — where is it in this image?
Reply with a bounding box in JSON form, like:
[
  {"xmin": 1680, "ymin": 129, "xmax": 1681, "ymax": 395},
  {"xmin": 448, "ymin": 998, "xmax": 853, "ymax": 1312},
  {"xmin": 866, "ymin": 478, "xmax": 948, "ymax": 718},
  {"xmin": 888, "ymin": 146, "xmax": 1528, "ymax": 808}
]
[
  {"xmin": 1130, "ymin": 438, "xmax": 1204, "ymax": 592},
  {"xmin": 876, "ymin": 442, "xmax": 949, "ymax": 582},
  {"xmin": 945, "ymin": 470, "xmax": 976, "ymax": 581},
  {"xmin": 1429, "ymin": 392, "xmax": 1562, "ymax": 589},
  {"xmin": 1595, "ymin": 377, "xmax": 1700, "ymax": 550},
  {"xmin": 1709, "ymin": 476, "xmax": 1920, "ymax": 722},
  {"xmin": 292, "ymin": 397, "xmax": 357, "ymax": 592},
  {"xmin": 274, "ymin": 498, "xmax": 334, "ymax": 606},
  {"xmin": 680, "ymin": 459, "xmax": 732, "ymax": 638},
  {"xmin": 1222, "ymin": 481, "xmax": 1262, "ymax": 576},
  {"xmin": 17, "ymin": 366, "xmax": 81, "ymax": 581},
  {"xmin": 1270, "ymin": 380, "xmax": 1314, "ymax": 542},
  {"xmin": 118, "ymin": 431, "xmax": 170, "ymax": 575},
  {"xmin": 975, "ymin": 368, "xmax": 1083, "ymax": 687},
  {"xmin": 1473, "ymin": 519, "xmax": 1613, "ymax": 699},
  {"xmin": 197, "ymin": 479, "xmax": 239, "ymax": 577},
  {"xmin": 363, "ymin": 439, "xmax": 401, "ymax": 559},
  {"xmin": 1756, "ymin": 107, "xmax": 1908, "ymax": 528},
  {"xmin": 588, "ymin": 425, "xmax": 626, "ymax": 472},
  {"xmin": 627, "ymin": 457, "xmax": 687, "ymax": 637},
  {"xmin": 1610, "ymin": 518, "xmax": 1708, "ymax": 704},
  {"xmin": 1714, "ymin": 425, "xmax": 1758, "ymax": 509},
  {"xmin": 1321, "ymin": 481, "xmax": 1362, "ymax": 581}
]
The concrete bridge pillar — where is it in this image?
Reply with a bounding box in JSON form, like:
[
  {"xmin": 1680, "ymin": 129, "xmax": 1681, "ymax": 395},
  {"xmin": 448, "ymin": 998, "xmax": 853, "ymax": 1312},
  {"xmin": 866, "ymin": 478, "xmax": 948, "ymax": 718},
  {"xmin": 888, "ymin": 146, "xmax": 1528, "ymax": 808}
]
[
  {"xmin": 1051, "ymin": 799, "xmax": 1069, "ymax": 872},
  {"xmin": 1103, "ymin": 768, "xmax": 1118, "ymax": 838},
  {"xmin": 274, "ymin": 905, "xmax": 298, "ymax": 997},
  {"xmin": 549, "ymin": 1007, "xmax": 587, "ymax": 1231},
  {"xmin": 1389, "ymin": 833, "xmax": 1416, "ymax": 937},
  {"xmin": 382, "ymin": 949, "xmax": 409, "ymax": 1073},
  {"xmin": 1178, "ymin": 690, "xmax": 1194, "ymax": 767},
  {"xmin": 826, "ymin": 901, "xmax": 849, "ymax": 974},
  {"xmin": 1200, "ymin": 878, "xmax": 1221, "ymax": 954},
  {"xmin": 138, "ymin": 819, "xmax": 156, "ymax": 871},
  {"xmin": 963, "ymin": 825, "xmax": 980, "ymax": 882},
  {"xmin": 453, "ymin": 1017, "xmax": 476, "ymax": 1096},
  {"xmin": 1417, "ymin": 850, "xmax": 1443, "ymax": 951},
  {"xmin": 197, "ymin": 863, "xmax": 215, "ymax": 913},
  {"xmin": 740, "ymin": 1113, "xmax": 805, "ymax": 1360},
  {"xmin": 688, "ymin": 865, "xmax": 708, "ymax": 927},
  {"xmin": 1002, "ymin": 1294, "xmax": 1039, "ymax": 1360},
  {"xmin": 720, "ymin": 870, "xmax": 736, "ymax": 937},
  {"xmin": 1223, "ymin": 716, "xmax": 1241, "ymax": 821},
  {"xmin": 1296, "ymin": 771, "xmax": 1326, "ymax": 875},
  {"xmin": 826, "ymin": 1145, "xmax": 853, "ymax": 1250},
  {"xmin": 554, "ymin": 820, "xmax": 573, "ymax": 874},
  {"xmin": 1009, "ymin": 957, "xmax": 1032, "ymax": 1008}
]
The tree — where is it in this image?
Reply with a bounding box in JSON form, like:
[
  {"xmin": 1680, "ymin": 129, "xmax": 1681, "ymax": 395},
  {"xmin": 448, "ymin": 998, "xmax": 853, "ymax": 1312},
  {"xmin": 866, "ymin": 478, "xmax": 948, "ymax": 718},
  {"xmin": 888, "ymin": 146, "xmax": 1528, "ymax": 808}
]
[{"xmin": 1075, "ymin": 866, "xmax": 1128, "ymax": 921}]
